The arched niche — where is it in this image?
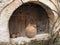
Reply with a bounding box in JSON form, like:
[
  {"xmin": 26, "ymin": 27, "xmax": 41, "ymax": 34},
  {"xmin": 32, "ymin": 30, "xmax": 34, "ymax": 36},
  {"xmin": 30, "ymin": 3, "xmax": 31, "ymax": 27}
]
[
  {"xmin": 0, "ymin": 0, "xmax": 57, "ymax": 42},
  {"xmin": 9, "ymin": 2, "xmax": 49, "ymax": 38}
]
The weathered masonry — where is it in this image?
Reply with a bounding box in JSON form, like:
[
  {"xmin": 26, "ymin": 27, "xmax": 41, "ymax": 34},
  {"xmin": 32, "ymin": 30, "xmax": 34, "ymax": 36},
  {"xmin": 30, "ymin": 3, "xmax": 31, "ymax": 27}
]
[{"xmin": 0, "ymin": 0, "xmax": 59, "ymax": 43}]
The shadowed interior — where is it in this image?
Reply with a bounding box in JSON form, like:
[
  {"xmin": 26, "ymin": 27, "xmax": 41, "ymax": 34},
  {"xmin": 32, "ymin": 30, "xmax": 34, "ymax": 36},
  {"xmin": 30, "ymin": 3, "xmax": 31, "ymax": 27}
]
[{"xmin": 9, "ymin": 2, "xmax": 49, "ymax": 38}]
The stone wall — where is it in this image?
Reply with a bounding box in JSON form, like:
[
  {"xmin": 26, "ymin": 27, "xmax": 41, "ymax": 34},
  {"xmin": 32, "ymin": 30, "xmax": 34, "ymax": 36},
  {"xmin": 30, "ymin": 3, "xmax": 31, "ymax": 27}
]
[{"xmin": 0, "ymin": 0, "xmax": 59, "ymax": 43}]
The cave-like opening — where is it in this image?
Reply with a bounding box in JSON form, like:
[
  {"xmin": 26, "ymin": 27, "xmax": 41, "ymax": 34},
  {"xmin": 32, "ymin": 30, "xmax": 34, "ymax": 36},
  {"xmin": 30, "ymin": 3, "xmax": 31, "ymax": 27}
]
[{"xmin": 9, "ymin": 2, "xmax": 49, "ymax": 38}]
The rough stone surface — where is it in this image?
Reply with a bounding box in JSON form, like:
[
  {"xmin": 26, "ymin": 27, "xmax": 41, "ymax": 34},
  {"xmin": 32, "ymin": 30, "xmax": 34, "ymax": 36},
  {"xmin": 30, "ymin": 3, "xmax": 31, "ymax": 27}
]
[
  {"xmin": 0, "ymin": 0, "xmax": 13, "ymax": 12},
  {"xmin": 11, "ymin": 33, "xmax": 51, "ymax": 45}
]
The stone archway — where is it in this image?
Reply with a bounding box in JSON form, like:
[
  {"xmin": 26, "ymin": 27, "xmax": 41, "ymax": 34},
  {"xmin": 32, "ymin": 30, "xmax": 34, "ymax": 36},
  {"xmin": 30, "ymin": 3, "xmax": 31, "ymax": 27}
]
[
  {"xmin": 0, "ymin": 0, "xmax": 58, "ymax": 42},
  {"xmin": 9, "ymin": 2, "xmax": 49, "ymax": 38}
]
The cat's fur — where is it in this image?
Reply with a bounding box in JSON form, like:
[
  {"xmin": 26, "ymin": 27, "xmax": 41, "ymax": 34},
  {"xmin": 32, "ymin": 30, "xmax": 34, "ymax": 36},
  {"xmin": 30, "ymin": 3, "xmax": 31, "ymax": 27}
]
[{"xmin": 25, "ymin": 24, "xmax": 37, "ymax": 38}]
